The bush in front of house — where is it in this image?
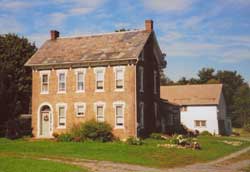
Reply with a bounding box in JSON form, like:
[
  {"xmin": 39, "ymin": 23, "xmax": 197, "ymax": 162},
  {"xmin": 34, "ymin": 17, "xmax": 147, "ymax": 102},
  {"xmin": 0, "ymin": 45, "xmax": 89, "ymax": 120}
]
[
  {"xmin": 243, "ymin": 123, "xmax": 250, "ymax": 132},
  {"xmin": 150, "ymin": 133, "xmax": 165, "ymax": 140},
  {"xmin": 57, "ymin": 133, "xmax": 73, "ymax": 142},
  {"xmin": 169, "ymin": 134, "xmax": 201, "ymax": 150},
  {"xmin": 200, "ymin": 131, "xmax": 213, "ymax": 136},
  {"xmin": 126, "ymin": 137, "xmax": 144, "ymax": 145},
  {"xmin": 69, "ymin": 120, "xmax": 113, "ymax": 142}
]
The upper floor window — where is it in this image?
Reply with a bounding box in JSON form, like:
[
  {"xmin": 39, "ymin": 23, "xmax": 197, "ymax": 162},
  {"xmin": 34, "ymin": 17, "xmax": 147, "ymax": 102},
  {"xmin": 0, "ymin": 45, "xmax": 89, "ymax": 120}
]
[
  {"xmin": 139, "ymin": 66, "xmax": 144, "ymax": 92},
  {"xmin": 139, "ymin": 102, "xmax": 144, "ymax": 129},
  {"xmin": 140, "ymin": 50, "xmax": 144, "ymax": 61},
  {"xmin": 94, "ymin": 102, "xmax": 105, "ymax": 122},
  {"xmin": 75, "ymin": 68, "xmax": 86, "ymax": 92},
  {"xmin": 57, "ymin": 103, "xmax": 67, "ymax": 128},
  {"xmin": 153, "ymin": 70, "xmax": 157, "ymax": 94},
  {"xmin": 195, "ymin": 120, "xmax": 206, "ymax": 127},
  {"xmin": 40, "ymin": 70, "xmax": 50, "ymax": 94},
  {"xmin": 57, "ymin": 70, "xmax": 67, "ymax": 93},
  {"xmin": 74, "ymin": 102, "xmax": 86, "ymax": 117},
  {"xmin": 113, "ymin": 101, "xmax": 125, "ymax": 128},
  {"xmin": 94, "ymin": 67, "xmax": 105, "ymax": 92},
  {"xmin": 114, "ymin": 66, "xmax": 125, "ymax": 91}
]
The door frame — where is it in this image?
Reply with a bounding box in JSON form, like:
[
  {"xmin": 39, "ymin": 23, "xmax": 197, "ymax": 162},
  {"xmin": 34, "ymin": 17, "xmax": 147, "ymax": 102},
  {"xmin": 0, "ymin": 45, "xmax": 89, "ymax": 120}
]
[{"xmin": 37, "ymin": 102, "xmax": 54, "ymax": 138}]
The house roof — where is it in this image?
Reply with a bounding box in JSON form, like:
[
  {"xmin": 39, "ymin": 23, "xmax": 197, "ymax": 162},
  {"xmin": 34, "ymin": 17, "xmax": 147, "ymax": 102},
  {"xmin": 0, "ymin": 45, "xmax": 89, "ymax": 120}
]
[
  {"xmin": 25, "ymin": 30, "xmax": 152, "ymax": 66},
  {"xmin": 160, "ymin": 84, "xmax": 223, "ymax": 106}
]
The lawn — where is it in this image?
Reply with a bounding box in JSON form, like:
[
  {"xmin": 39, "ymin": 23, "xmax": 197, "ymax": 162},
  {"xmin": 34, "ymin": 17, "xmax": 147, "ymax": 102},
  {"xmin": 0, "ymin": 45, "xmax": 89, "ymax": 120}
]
[
  {"xmin": 0, "ymin": 155, "xmax": 88, "ymax": 172},
  {"xmin": 0, "ymin": 136, "xmax": 249, "ymax": 168}
]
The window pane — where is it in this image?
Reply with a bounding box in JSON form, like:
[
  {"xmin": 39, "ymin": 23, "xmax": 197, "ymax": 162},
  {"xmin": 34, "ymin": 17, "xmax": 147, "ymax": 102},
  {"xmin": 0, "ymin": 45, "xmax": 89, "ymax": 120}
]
[
  {"xmin": 42, "ymin": 75, "xmax": 48, "ymax": 83},
  {"xmin": 116, "ymin": 70, "xmax": 123, "ymax": 80},
  {"xmin": 77, "ymin": 72, "xmax": 83, "ymax": 82},
  {"xmin": 116, "ymin": 106, "xmax": 122, "ymax": 116},
  {"xmin": 201, "ymin": 121, "xmax": 206, "ymax": 126},
  {"xmin": 97, "ymin": 71, "xmax": 103, "ymax": 80},
  {"xmin": 59, "ymin": 73, "xmax": 65, "ymax": 82},
  {"xmin": 97, "ymin": 81, "xmax": 103, "ymax": 89},
  {"xmin": 59, "ymin": 83, "xmax": 65, "ymax": 91},
  {"xmin": 59, "ymin": 106, "xmax": 65, "ymax": 126},
  {"xmin": 116, "ymin": 80, "xmax": 123, "ymax": 88},
  {"xmin": 77, "ymin": 105, "xmax": 84, "ymax": 116}
]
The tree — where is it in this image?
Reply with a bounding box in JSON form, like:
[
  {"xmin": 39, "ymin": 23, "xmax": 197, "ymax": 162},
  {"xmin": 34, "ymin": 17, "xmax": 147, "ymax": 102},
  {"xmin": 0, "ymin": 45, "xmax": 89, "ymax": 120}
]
[
  {"xmin": 0, "ymin": 34, "xmax": 37, "ymax": 125},
  {"xmin": 177, "ymin": 77, "xmax": 189, "ymax": 85},
  {"xmin": 198, "ymin": 68, "xmax": 216, "ymax": 83},
  {"xmin": 232, "ymin": 84, "xmax": 250, "ymax": 127}
]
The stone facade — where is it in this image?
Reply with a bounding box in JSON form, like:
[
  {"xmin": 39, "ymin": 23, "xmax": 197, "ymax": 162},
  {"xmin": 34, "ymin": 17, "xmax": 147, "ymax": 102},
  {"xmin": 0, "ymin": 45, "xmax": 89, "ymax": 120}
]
[{"xmin": 32, "ymin": 65, "xmax": 137, "ymax": 139}]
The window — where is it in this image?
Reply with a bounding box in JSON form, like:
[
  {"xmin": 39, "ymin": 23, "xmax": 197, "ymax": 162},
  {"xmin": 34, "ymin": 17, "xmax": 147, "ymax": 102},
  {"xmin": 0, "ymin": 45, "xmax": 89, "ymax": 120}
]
[
  {"xmin": 57, "ymin": 70, "xmax": 67, "ymax": 93},
  {"xmin": 95, "ymin": 102, "xmax": 105, "ymax": 122},
  {"xmin": 154, "ymin": 102, "xmax": 158, "ymax": 126},
  {"xmin": 40, "ymin": 71, "xmax": 50, "ymax": 94},
  {"xmin": 140, "ymin": 50, "xmax": 144, "ymax": 61},
  {"xmin": 113, "ymin": 101, "xmax": 125, "ymax": 128},
  {"xmin": 94, "ymin": 68, "xmax": 105, "ymax": 91},
  {"xmin": 114, "ymin": 66, "xmax": 125, "ymax": 90},
  {"xmin": 153, "ymin": 70, "xmax": 157, "ymax": 94},
  {"xmin": 139, "ymin": 102, "xmax": 144, "ymax": 128},
  {"xmin": 195, "ymin": 120, "xmax": 206, "ymax": 127},
  {"xmin": 57, "ymin": 103, "xmax": 67, "ymax": 128},
  {"xmin": 75, "ymin": 69, "xmax": 86, "ymax": 92},
  {"xmin": 74, "ymin": 103, "xmax": 86, "ymax": 117},
  {"xmin": 139, "ymin": 66, "xmax": 144, "ymax": 92}
]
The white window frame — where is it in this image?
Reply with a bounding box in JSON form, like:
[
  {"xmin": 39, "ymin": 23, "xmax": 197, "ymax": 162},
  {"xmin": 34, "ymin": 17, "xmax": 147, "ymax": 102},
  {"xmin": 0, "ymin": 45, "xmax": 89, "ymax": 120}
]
[
  {"xmin": 94, "ymin": 101, "xmax": 105, "ymax": 122},
  {"xmin": 56, "ymin": 103, "xmax": 67, "ymax": 129},
  {"xmin": 139, "ymin": 102, "xmax": 144, "ymax": 129},
  {"xmin": 74, "ymin": 102, "xmax": 86, "ymax": 117},
  {"xmin": 139, "ymin": 66, "xmax": 144, "ymax": 92},
  {"xmin": 113, "ymin": 66, "xmax": 125, "ymax": 91},
  {"xmin": 74, "ymin": 68, "xmax": 86, "ymax": 93},
  {"xmin": 113, "ymin": 101, "xmax": 125, "ymax": 128},
  {"xmin": 39, "ymin": 70, "xmax": 50, "ymax": 94},
  {"xmin": 94, "ymin": 67, "xmax": 105, "ymax": 92},
  {"xmin": 153, "ymin": 70, "xmax": 157, "ymax": 94},
  {"xmin": 56, "ymin": 69, "xmax": 67, "ymax": 94}
]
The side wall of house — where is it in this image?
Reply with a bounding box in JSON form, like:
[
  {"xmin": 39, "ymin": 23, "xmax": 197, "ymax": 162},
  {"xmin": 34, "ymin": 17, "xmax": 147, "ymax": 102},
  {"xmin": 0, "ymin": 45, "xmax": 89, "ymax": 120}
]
[
  {"xmin": 217, "ymin": 93, "xmax": 232, "ymax": 135},
  {"xmin": 32, "ymin": 65, "xmax": 136, "ymax": 139},
  {"xmin": 136, "ymin": 33, "xmax": 160, "ymax": 137},
  {"xmin": 181, "ymin": 106, "xmax": 219, "ymax": 134}
]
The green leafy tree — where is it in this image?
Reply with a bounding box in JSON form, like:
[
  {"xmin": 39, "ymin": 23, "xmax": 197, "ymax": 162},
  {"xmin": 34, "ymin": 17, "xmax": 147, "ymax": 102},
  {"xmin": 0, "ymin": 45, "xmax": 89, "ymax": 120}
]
[
  {"xmin": 0, "ymin": 34, "xmax": 36, "ymax": 125},
  {"xmin": 198, "ymin": 68, "xmax": 216, "ymax": 83},
  {"xmin": 232, "ymin": 84, "xmax": 250, "ymax": 127}
]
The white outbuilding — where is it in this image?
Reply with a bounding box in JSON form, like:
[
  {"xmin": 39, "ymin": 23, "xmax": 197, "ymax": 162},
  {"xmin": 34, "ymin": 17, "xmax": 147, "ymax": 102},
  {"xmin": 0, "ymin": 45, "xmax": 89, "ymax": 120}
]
[{"xmin": 160, "ymin": 84, "xmax": 232, "ymax": 135}]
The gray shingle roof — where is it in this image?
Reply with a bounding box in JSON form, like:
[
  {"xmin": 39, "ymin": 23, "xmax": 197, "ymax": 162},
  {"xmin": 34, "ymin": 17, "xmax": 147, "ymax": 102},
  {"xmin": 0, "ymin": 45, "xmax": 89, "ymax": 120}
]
[{"xmin": 25, "ymin": 30, "xmax": 151, "ymax": 66}]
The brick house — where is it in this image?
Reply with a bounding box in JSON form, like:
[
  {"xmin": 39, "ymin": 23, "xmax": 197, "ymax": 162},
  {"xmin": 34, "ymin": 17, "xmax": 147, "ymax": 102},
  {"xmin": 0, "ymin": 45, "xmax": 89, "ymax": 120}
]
[{"xmin": 25, "ymin": 20, "xmax": 166, "ymax": 139}]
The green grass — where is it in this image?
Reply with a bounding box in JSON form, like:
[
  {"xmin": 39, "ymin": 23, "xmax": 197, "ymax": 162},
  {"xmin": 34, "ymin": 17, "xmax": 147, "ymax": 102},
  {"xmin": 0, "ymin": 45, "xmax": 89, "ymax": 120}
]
[
  {"xmin": 0, "ymin": 155, "xmax": 87, "ymax": 172},
  {"xmin": 233, "ymin": 128, "xmax": 250, "ymax": 137},
  {"xmin": 0, "ymin": 136, "xmax": 249, "ymax": 168}
]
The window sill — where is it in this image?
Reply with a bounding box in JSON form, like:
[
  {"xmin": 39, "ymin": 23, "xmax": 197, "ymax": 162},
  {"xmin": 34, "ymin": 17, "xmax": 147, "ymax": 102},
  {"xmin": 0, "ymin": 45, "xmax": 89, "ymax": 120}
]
[
  {"xmin": 114, "ymin": 126, "xmax": 124, "ymax": 129},
  {"xmin": 40, "ymin": 92, "xmax": 49, "ymax": 95},
  {"xmin": 57, "ymin": 91, "xmax": 66, "ymax": 94},
  {"xmin": 76, "ymin": 115, "xmax": 85, "ymax": 118},
  {"xmin": 95, "ymin": 89, "xmax": 104, "ymax": 92},
  {"xmin": 76, "ymin": 90, "xmax": 85, "ymax": 93},
  {"xmin": 57, "ymin": 126, "xmax": 66, "ymax": 129},
  {"xmin": 115, "ymin": 89, "xmax": 124, "ymax": 92}
]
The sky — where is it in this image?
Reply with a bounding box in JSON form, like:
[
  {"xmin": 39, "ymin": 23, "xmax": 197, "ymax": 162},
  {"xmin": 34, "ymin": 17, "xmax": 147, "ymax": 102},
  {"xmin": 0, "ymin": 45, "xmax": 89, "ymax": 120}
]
[{"xmin": 0, "ymin": 0, "xmax": 249, "ymax": 82}]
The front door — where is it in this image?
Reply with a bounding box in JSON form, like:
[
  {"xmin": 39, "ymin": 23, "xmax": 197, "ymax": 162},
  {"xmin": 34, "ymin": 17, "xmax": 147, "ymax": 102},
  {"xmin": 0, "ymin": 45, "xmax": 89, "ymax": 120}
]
[{"xmin": 41, "ymin": 111, "xmax": 50, "ymax": 137}]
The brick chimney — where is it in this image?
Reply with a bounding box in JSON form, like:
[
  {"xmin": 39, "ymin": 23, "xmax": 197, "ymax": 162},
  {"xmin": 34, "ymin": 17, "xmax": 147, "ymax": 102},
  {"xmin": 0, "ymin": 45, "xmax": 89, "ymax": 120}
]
[
  {"xmin": 145, "ymin": 20, "xmax": 153, "ymax": 32},
  {"xmin": 50, "ymin": 30, "xmax": 59, "ymax": 40}
]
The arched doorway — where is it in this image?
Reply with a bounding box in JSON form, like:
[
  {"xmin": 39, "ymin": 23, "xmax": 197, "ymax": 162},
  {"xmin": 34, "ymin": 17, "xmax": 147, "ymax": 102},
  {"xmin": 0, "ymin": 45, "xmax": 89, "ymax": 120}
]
[{"xmin": 39, "ymin": 105, "xmax": 52, "ymax": 137}]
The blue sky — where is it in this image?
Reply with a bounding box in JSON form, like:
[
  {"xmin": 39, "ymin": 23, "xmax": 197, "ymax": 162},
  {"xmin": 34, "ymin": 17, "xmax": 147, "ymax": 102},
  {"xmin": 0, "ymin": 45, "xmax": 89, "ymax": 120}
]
[{"xmin": 0, "ymin": 0, "xmax": 249, "ymax": 82}]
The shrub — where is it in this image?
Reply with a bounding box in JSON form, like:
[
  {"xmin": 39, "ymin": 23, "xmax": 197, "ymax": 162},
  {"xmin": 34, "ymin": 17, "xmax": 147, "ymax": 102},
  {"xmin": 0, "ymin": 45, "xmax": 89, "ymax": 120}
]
[
  {"xmin": 72, "ymin": 120, "xmax": 113, "ymax": 142},
  {"xmin": 52, "ymin": 132, "xmax": 59, "ymax": 138},
  {"xmin": 150, "ymin": 133, "xmax": 165, "ymax": 140},
  {"xmin": 200, "ymin": 131, "xmax": 212, "ymax": 136},
  {"xmin": 243, "ymin": 123, "xmax": 250, "ymax": 132},
  {"xmin": 126, "ymin": 137, "xmax": 143, "ymax": 145},
  {"xmin": 57, "ymin": 133, "xmax": 73, "ymax": 142}
]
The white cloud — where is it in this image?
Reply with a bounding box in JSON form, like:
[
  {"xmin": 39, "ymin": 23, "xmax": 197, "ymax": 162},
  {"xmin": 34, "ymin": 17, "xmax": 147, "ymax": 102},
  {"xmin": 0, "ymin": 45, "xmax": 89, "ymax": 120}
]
[
  {"xmin": 141, "ymin": 0, "xmax": 195, "ymax": 12},
  {"xmin": 0, "ymin": 0, "xmax": 34, "ymax": 10}
]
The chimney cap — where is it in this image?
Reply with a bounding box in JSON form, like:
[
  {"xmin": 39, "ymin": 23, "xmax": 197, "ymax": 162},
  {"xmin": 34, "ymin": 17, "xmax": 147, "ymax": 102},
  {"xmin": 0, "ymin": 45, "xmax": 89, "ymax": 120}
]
[
  {"xmin": 145, "ymin": 20, "xmax": 153, "ymax": 32},
  {"xmin": 50, "ymin": 30, "xmax": 60, "ymax": 40}
]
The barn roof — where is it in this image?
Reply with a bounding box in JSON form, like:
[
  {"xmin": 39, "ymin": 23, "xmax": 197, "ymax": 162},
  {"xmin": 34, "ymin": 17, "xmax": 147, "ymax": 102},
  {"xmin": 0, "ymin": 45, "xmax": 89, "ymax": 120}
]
[{"xmin": 160, "ymin": 84, "xmax": 223, "ymax": 106}]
